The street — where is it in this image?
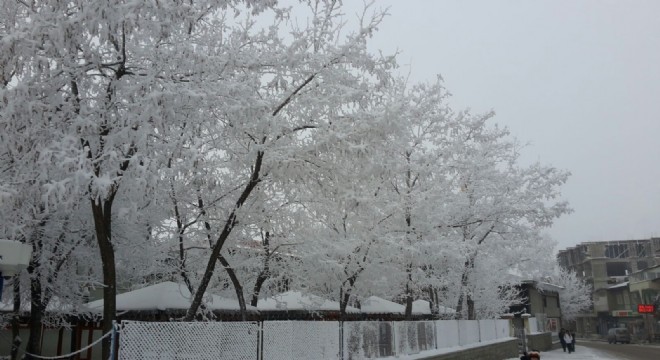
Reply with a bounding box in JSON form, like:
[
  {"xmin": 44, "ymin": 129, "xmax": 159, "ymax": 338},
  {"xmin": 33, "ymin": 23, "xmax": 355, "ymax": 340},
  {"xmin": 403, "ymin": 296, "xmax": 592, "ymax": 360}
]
[
  {"xmin": 508, "ymin": 340, "xmax": 660, "ymax": 360},
  {"xmin": 572, "ymin": 340, "xmax": 660, "ymax": 360}
]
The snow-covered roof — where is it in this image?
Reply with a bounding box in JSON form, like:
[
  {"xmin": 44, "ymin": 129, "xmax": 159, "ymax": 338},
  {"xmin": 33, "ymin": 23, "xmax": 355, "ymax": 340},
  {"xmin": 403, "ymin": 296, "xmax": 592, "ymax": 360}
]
[
  {"xmin": 257, "ymin": 291, "xmax": 359, "ymax": 313},
  {"xmin": 361, "ymin": 296, "xmax": 405, "ymax": 314},
  {"xmin": 411, "ymin": 300, "xmax": 456, "ymax": 315},
  {"xmin": 518, "ymin": 278, "xmax": 564, "ymax": 293},
  {"xmin": 412, "ymin": 300, "xmax": 431, "ymax": 315},
  {"xmin": 83, "ymin": 281, "xmax": 254, "ymax": 312},
  {"xmin": 536, "ymin": 281, "xmax": 564, "ymax": 292},
  {"xmin": 608, "ymin": 281, "xmax": 629, "ymax": 289},
  {"xmin": 438, "ymin": 305, "xmax": 456, "ymax": 314}
]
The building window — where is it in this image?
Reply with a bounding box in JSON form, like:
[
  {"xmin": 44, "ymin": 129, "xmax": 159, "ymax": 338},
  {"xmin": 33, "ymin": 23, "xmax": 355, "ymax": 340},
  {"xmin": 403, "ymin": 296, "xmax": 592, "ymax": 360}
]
[
  {"xmin": 605, "ymin": 244, "xmax": 629, "ymax": 258},
  {"xmin": 636, "ymin": 243, "xmax": 648, "ymax": 257},
  {"xmin": 606, "ymin": 262, "xmax": 628, "ymax": 277},
  {"xmin": 543, "ymin": 295, "xmax": 547, "ymax": 308},
  {"xmin": 556, "ymin": 296, "xmax": 560, "ymax": 307},
  {"xmin": 637, "ymin": 261, "xmax": 649, "ymax": 271}
]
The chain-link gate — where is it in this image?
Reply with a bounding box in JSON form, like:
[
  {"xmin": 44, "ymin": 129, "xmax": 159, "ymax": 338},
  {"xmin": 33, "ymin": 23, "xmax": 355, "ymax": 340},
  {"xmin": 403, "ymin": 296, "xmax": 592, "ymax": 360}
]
[{"xmin": 119, "ymin": 321, "xmax": 259, "ymax": 360}]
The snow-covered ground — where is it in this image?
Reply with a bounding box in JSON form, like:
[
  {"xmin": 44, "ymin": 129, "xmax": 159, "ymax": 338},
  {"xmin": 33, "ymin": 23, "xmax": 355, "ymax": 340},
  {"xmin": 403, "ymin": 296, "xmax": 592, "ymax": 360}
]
[
  {"xmin": 386, "ymin": 340, "xmax": 622, "ymax": 360},
  {"xmin": 505, "ymin": 345, "xmax": 622, "ymax": 360}
]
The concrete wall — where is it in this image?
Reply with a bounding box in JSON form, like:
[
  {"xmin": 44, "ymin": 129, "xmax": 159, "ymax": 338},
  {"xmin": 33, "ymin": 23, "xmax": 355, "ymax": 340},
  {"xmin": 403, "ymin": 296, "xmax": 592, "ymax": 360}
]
[
  {"xmin": 418, "ymin": 339, "xmax": 518, "ymax": 360},
  {"xmin": 526, "ymin": 332, "xmax": 553, "ymax": 351}
]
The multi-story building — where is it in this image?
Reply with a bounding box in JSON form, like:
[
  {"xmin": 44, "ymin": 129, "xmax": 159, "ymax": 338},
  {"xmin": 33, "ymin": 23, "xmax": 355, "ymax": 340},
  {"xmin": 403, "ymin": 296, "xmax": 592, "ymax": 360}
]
[
  {"xmin": 557, "ymin": 237, "xmax": 660, "ymax": 338},
  {"xmin": 628, "ymin": 264, "xmax": 660, "ymax": 341}
]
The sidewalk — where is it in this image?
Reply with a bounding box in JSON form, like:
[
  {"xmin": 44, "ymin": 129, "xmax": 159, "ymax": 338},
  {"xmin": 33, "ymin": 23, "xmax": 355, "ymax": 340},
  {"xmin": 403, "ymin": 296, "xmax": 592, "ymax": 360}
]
[{"xmin": 508, "ymin": 345, "xmax": 620, "ymax": 360}]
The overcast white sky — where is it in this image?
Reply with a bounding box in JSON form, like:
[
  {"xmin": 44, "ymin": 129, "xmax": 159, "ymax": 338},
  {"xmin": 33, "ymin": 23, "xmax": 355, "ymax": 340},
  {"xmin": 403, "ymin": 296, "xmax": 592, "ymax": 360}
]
[{"xmin": 344, "ymin": 0, "xmax": 660, "ymax": 251}]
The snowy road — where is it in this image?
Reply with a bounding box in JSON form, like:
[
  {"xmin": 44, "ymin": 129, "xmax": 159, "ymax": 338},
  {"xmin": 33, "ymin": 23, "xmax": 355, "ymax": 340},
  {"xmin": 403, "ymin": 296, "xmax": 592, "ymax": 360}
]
[{"xmin": 506, "ymin": 346, "xmax": 623, "ymax": 360}]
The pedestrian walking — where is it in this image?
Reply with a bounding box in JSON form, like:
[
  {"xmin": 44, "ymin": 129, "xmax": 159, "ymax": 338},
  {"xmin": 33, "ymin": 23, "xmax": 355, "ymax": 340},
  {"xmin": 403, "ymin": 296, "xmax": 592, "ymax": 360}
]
[
  {"xmin": 563, "ymin": 331, "xmax": 574, "ymax": 354},
  {"xmin": 569, "ymin": 330, "xmax": 576, "ymax": 353},
  {"xmin": 558, "ymin": 328, "xmax": 567, "ymax": 352}
]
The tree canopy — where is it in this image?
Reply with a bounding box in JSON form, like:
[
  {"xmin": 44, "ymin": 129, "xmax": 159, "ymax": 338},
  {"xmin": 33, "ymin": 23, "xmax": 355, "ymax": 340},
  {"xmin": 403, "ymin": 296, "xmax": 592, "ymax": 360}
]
[{"xmin": 1, "ymin": 1, "xmax": 574, "ymax": 357}]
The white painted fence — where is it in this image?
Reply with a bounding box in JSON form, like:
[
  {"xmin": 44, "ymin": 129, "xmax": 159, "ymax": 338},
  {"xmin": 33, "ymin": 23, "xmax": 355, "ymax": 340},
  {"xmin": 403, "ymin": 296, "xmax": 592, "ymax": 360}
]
[{"xmin": 118, "ymin": 319, "xmax": 512, "ymax": 359}]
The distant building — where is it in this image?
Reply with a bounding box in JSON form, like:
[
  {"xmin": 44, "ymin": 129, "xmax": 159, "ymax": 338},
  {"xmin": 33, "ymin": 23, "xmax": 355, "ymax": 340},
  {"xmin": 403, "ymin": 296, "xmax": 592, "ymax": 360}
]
[
  {"xmin": 509, "ymin": 280, "xmax": 563, "ymax": 335},
  {"xmin": 557, "ymin": 237, "xmax": 660, "ymax": 338},
  {"xmin": 628, "ymin": 264, "xmax": 660, "ymax": 341}
]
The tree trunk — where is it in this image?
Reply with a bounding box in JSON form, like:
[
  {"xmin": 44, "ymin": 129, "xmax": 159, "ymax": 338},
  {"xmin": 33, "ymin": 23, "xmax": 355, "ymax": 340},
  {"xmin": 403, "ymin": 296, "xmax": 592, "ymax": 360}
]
[
  {"xmin": 339, "ymin": 287, "xmax": 351, "ymax": 321},
  {"xmin": 427, "ymin": 286, "xmax": 439, "ymax": 317},
  {"xmin": 404, "ymin": 261, "xmax": 414, "ymax": 320},
  {"xmin": 184, "ymin": 151, "xmax": 263, "ymax": 321},
  {"xmin": 339, "ymin": 269, "xmax": 362, "ymax": 320},
  {"xmin": 404, "ymin": 283, "xmax": 414, "ymax": 320},
  {"xmin": 11, "ymin": 278, "xmax": 21, "ymax": 360},
  {"xmin": 250, "ymin": 231, "xmax": 271, "ymax": 307},
  {"xmin": 25, "ymin": 233, "xmax": 45, "ymax": 359},
  {"xmin": 24, "ymin": 306, "xmax": 44, "ymax": 360},
  {"xmin": 455, "ymin": 261, "xmax": 471, "ymax": 320},
  {"xmin": 91, "ymin": 199, "xmax": 117, "ymax": 360},
  {"xmin": 172, "ymin": 176, "xmax": 193, "ymax": 294},
  {"xmin": 25, "ymin": 266, "xmax": 46, "ymax": 359},
  {"xmin": 467, "ymin": 296, "xmax": 476, "ymax": 320},
  {"xmin": 250, "ymin": 268, "xmax": 269, "ymax": 307},
  {"xmin": 217, "ymin": 254, "xmax": 247, "ymax": 321}
]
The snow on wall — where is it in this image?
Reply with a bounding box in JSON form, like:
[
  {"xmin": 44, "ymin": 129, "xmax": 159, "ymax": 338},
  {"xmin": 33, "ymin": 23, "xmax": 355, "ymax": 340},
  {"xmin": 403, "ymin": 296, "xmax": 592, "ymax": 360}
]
[
  {"xmin": 436, "ymin": 320, "xmax": 460, "ymax": 348},
  {"xmin": 496, "ymin": 319, "xmax": 511, "ymax": 338},
  {"xmin": 478, "ymin": 319, "xmax": 497, "ymax": 341},
  {"xmin": 458, "ymin": 320, "xmax": 480, "ymax": 345}
]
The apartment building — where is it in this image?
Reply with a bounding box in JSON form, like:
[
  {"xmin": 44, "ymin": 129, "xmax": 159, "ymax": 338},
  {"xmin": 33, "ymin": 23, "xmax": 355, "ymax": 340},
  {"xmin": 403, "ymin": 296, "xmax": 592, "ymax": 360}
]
[
  {"xmin": 557, "ymin": 237, "xmax": 660, "ymax": 338},
  {"xmin": 629, "ymin": 264, "xmax": 660, "ymax": 341}
]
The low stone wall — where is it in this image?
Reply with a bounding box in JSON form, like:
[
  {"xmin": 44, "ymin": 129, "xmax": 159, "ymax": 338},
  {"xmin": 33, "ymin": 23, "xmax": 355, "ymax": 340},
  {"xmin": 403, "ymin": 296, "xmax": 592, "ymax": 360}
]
[
  {"xmin": 418, "ymin": 338, "xmax": 518, "ymax": 360},
  {"xmin": 526, "ymin": 332, "xmax": 553, "ymax": 351}
]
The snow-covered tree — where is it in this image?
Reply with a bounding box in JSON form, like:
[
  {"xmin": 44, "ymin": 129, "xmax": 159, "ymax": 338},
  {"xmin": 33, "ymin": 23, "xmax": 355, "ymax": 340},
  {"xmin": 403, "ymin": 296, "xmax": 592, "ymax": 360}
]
[
  {"xmin": 1, "ymin": 1, "xmax": 290, "ymax": 356},
  {"xmin": 374, "ymin": 79, "xmax": 457, "ymax": 319},
  {"xmin": 553, "ymin": 267, "xmax": 593, "ymax": 321},
  {"xmin": 0, "ymin": 1, "xmax": 577, "ymax": 356},
  {"xmin": 161, "ymin": 0, "xmax": 396, "ymax": 321},
  {"xmin": 436, "ymin": 114, "xmax": 570, "ymax": 319}
]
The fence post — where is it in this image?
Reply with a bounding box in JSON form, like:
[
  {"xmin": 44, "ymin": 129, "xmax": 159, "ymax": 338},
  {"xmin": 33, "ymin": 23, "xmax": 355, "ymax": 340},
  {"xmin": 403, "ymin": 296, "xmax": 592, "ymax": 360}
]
[
  {"xmin": 478, "ymin": 319, "xmax": 481, "ymax": 342},
  {"xmin": 109, "ymin": 320, "xmax": 117, "ymax": 360},
  {"xmin": 494, "ymin": 320, "xmax": 498, "ymax": 340},
  {"xmin": 339, "ymin": 321, "xmax": 344, "ymax": 360},
  {"xmin": 454, "ymin": 320, "xmax": 463, "ymax": 346},
  {"xmin": 392, "ymin": 321, "xmax": 397, "ymax": 356},
  {"xmin": 258, "ymin": 321, "xmax": 264, "ymax": 360}
]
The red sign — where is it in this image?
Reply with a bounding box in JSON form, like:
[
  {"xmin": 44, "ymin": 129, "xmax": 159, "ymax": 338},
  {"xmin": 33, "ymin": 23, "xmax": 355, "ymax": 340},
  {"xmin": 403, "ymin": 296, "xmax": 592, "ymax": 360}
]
[{"xmin": 638, "ymin": 304, "xmax": 656, "ymax": 313}]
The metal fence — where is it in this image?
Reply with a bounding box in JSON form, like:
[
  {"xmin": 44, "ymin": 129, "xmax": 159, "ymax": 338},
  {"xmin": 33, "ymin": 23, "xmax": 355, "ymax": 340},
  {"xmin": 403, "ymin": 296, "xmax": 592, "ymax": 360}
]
[{"xmin": 118, "ymin": 319, "xmax": 512, "ymax": 360}]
